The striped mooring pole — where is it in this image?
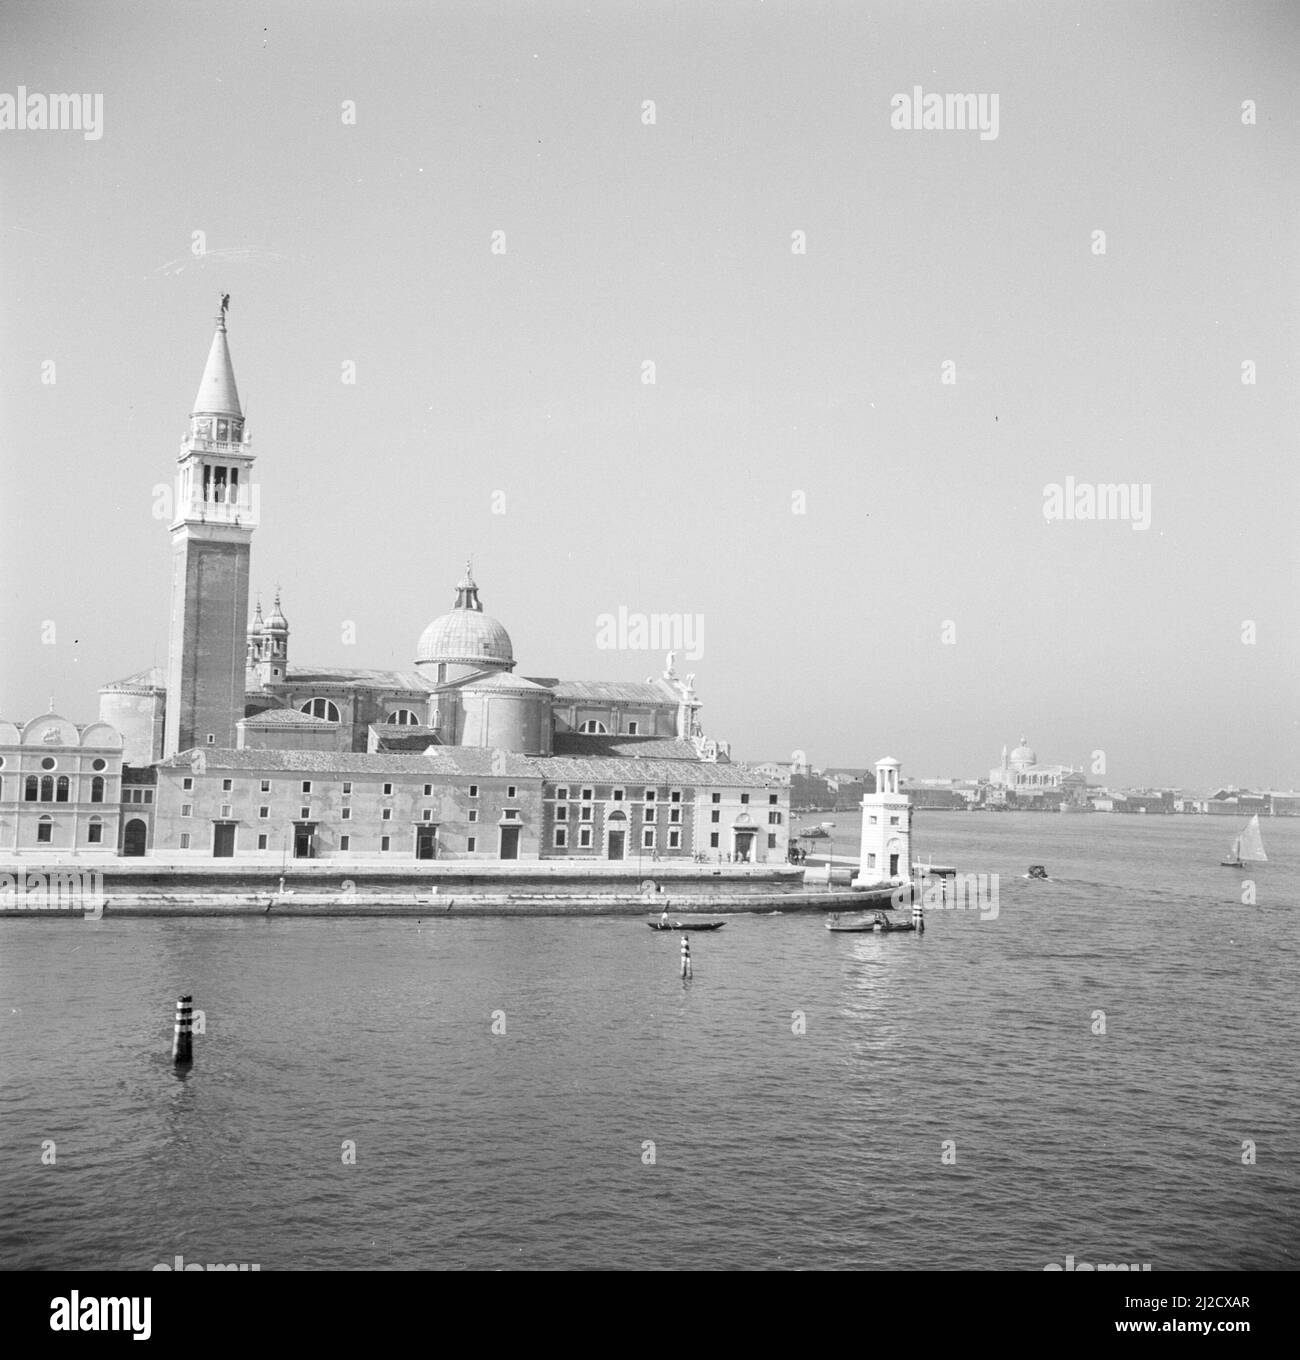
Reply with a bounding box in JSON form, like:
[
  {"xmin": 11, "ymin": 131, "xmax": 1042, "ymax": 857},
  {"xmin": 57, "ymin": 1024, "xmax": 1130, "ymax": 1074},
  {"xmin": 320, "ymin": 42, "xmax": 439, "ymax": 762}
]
[
  {"xmin": 171, "ymin": 995, "xmax": 194, "ymax": 1064},
  {"xmin": 912, "ymin": 896, "xmax": 925, "ymax": 933},
  {"xmin": 680, "ymin": 934, "xmax": 692, "ymax": 979}
]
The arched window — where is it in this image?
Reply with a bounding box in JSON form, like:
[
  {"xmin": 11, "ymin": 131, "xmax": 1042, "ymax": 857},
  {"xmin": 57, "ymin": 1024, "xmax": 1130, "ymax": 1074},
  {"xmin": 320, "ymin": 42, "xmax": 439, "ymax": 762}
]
[
  {"xmin": 386, "ymin": 709, "xmax": 420, "ymax": 725},
  {"xmin": 24, "ymin": 776, "xmax": 38, "ymax": 801},
  {"xmin": 578, "ymin": 720, "xmax": 608, "ymax": 734},
  {"xmin": 40, "ymin": 776, "xmax": 54, "ymax": 802},
  {"xmin": 91, "ymin": 776, "xmax": 105, "ymax": 803},
  {"xmin": 87, "ymin": 817, "xmax": 104, "ymax": 845},
  {"xmin": 37, "ymin": 815, "xmax": 53, "ymax": 843},
  {"xmin": 55, "ymin": 776, "xmax": 70, "ymax": 802},
  {"xmin": 300, "ymin": 698, "xmax": 340, "ymax": 722}
]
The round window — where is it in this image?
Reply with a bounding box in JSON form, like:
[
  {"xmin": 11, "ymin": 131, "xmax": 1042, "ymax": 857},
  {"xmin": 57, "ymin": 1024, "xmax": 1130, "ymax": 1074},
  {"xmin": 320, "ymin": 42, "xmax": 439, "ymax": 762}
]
[
  {"xmin": 41, "ymin": 757, "xmax": 56, "ymax": 770},
  {"xmin": 92, "ymin": 758, "xmax": 107, "ymax": 771}
]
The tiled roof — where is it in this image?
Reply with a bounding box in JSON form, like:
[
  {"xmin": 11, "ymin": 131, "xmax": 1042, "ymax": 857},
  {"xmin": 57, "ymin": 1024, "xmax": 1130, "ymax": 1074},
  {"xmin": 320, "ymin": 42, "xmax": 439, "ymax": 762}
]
[
  {"xmin": 159, "ymin": 747, "xmax": 779, "ymax": 787},
  {"xmin": 239, "ymin": 707, "xmax": 337, "ymax": 726},
  {"xmin": 546, "ymin": 680, "xmax": 678, "ymax": 704},
  {"xmin": 553, "ymin": 734, "xmax": 703, "ymax": 761},
  {"xmin": 282, "ymin": 668, "xmax": 435, "ymax": 691},
  {"xmin": 101, "ymin": 666, "xmax": 166, "ymax": 691}
]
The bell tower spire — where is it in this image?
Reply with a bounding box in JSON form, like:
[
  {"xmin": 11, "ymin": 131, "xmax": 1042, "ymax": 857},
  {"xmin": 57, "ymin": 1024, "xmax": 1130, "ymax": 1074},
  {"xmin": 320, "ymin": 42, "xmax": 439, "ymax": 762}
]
[{"xmin": 164, "ymin": 299, "xmax": 258, "ymax": 756}]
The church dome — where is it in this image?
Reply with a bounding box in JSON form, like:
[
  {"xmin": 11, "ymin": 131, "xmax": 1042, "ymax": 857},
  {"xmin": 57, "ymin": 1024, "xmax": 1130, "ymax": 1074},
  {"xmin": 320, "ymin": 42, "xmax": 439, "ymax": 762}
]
[
  {"xmin": 415, "ymin": 566, "xmax": 514, "ymax": 673},
  {"xmin": 1009, "ymin": 736, "xmax": 1037, "ymax": 767}
]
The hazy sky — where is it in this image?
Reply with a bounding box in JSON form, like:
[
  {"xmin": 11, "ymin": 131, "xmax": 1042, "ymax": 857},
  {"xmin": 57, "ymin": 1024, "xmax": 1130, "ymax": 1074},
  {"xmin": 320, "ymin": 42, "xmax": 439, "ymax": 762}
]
[{"xmin": 2, "ymin": 0, "xmax": 1296, "ymax": 790}]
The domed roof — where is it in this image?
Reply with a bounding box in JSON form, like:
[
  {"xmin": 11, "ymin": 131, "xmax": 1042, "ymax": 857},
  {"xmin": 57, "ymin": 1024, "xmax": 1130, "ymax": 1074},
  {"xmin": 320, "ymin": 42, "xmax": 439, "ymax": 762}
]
[
  {"xmin": 1009, "ymin": 736, "xmax": 1037, "ymax": 766},
  {"xmin": 415, "ymin": 566, "xmax": 514, "ymax": 670}
]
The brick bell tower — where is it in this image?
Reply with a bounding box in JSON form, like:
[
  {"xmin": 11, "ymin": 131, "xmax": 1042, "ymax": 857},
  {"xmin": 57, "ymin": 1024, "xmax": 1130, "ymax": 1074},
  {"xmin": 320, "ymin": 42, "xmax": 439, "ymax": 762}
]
[{"xmin": 163, "ymin": 298, "xmax": 257, "ymax": 756}]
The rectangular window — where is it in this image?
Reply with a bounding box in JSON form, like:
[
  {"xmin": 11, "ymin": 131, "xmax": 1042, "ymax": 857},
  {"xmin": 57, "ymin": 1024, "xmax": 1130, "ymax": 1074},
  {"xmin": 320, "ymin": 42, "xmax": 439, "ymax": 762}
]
[
  {"xmin": 87, "ymin": 822, "xmax": 103, "ymax": 844},
  {"xmin": 468, "ymin": 810, "xmax": 478, "ymax": 823},
  {"xmin": 467, "ymin": 836, "xmax": 476, "ymax": 852},
  {"xmin": 556, "ymin": 806, "xmax": 568, "ymax": 822},
  {"xmin": 671, "ymin": 791, "xmax": 681, "ymax": 804},
  {"xmin": 645, "ymin": 789, "xmax": 656, "ymax": 803},
  {"xmin": 710, "ymin": 832, "xmax": 719, "ymax": 848},
  {"xmin": 890, "ymin": 816, "xmax": 899, "ymax": 826},
  {"xmin": 627, "ymin": 721, "xmax": 639, "ymax": 735},
  {"xmin": 181, "ymin": 804, "xmax": 193, "ymax": 818},
  {"xmin": 581, "ymin": 788, "xmax": 593, "ymax": 801},
  {"xmin": 382, "ymin": 809, "xmax": 392, "ymax": 821},
  {"xmin": 341, "ymin": 807, "xmax": 352, "ymax": 820},
  {"xmin": 143, "ymin": 790, "xmax": 153, "ymax": 804},
  {"xmin": 642, "ymin": 828, "xmax": 655, "ymax": 849},
  {"xmin": 578, "ymin": 826, "xmax": 592, "ymax": 848},
  {"xmin": 554, "ymin": 827, "xmax": 568, "ymax": 847},
  {"xmin": 612, "ymin": 788, "xmax": 624, "ymax": 802},
  {"xmin": 711, "ymin": 810, "xmax": 719, "ymax": 823},
  {"xmin": 423, "ymin": 809, "xmax": 433, "ymax": 822},
  {"xmin": 381, "ymin": 836, "xmax": 391, "ymax": 852},
  {"xmin": 302, "ymin": 781, "xmax": 312, "ymax": 794},
  {"xmin": 869, "ymin": 815, "xmax": 878, "ymax": 825},
  {"xmin": 740, "ymin": 793, "xmax": 749, "ymax": 804},
  {"xmin": 258, "ymin": 833, "xmax": 268, "ymax": 850},
  {"xmin": 207, "ymin": 735, "xmax": 215, "ymax": 745},
  {"xmin": 555, "ymin": 787, "xmax": 568, "ymax": 801},
  {"xmin": 262, "ymin": 780, "xmax": 272, "ymax": 793},
  {"xmin": 259, "ymin": 806, "xmax": 270, "ymax": 819},
  {"xmin": 644, "ymin": 808, "xmax": 655, "ymax": 823},
  {"xmin": 383, "ymin": 783, "xmax": 393, "ymax": 796},
  {"xmin": 222, "ymin": 779, "xmax": 233, "ymax": 792},
  {"xmin": 221, "ymin": 804, "xmax": 233, "ymax": 818},
  {"xmin": 423, "ymin": 784, "xmax": 432, "ymax": 796},
  {"xmin": 340, "ymin": 835, "xmax": 350, "ymax": 851},
  {"xmin": 183, "ymin": 777, "xmax": 194, "ymax": 791},
  {"xmin": 769, "ymin": 793, "xmax": 779, "ymax": 804},
  {"xmin": 469, "ymin": 785, "xmax": 479, "ymax": 798},
  {"xmin": 342, "ymin": 781, "xmax": 351, "ymax": 795},
  {"xmin": 580, "ymin": 806, "xmax": 593, "ymax": 822},
  {"xmin": 180, "ymin": 833, "xmax": 191, "ymax": 849},
  {"xmin": 711, "ymin": 792, "xmax": 721, "ymax": 804},
  {"xmin": 670, "ymin": 808, "xmax": 681, "ymax": 824},
  {"xmin": 507, "ymin": 785, "xmax": 517, "ymax": 798},
  {"xmin": 769, "ymin": 811, "xmax": 782, "ymax": 824},
  {"xmin": 668, "ymin": 829, "xmax": 680, "ymax": 849},
  {"xmin": 299, "ymin": 806, "xmax": 310, "ymax": 819},
  {"xmin": 867, "ymin": 853, "xmax": 876, "ymax": 868},
  {"xmin": 768, "ymin": 834, "xmax": 777, "ymax": 849},
  {"xmin": 504, "ymin": 809, "xmax": 520, "ymax": 820}
]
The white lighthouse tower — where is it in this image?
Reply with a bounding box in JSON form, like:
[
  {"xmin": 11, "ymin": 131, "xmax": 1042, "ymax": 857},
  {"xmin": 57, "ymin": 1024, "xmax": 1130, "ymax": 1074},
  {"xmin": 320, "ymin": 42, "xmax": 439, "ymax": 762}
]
[{"xmin": 852, "ymin": 756, "xmax": 912, "ymax": 890}]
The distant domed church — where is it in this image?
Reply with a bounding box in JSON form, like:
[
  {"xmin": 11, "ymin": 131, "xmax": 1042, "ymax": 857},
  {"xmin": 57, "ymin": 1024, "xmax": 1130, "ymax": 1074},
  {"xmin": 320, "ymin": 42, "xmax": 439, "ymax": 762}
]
[{"xmin": 1, "ymin": 306, "xmax": 788, "ymax": 863}]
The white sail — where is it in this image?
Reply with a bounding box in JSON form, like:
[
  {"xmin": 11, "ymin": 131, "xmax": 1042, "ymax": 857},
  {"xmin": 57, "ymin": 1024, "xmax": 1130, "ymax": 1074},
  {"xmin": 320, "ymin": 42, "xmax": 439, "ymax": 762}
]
[{"xmin": 1237, "ymin": 814, "xmax": 1267, "ymax": 862}]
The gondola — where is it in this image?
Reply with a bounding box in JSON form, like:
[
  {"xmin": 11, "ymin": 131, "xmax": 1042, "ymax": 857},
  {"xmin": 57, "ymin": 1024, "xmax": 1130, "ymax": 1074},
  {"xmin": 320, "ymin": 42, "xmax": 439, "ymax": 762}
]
[
  {"xmin": 825, "ymin": 914, "xmax": 915, "ymax": 934},
  {"xmin": 647, "ymin": 921, "xmax": 726, "ymax": 931}
]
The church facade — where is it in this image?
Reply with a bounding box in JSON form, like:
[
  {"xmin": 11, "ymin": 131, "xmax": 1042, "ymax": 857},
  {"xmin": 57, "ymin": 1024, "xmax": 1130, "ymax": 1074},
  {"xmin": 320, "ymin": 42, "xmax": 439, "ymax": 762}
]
[{"xmin": 2, "ymin": 307, "xmax": 787, "ymax": 863}]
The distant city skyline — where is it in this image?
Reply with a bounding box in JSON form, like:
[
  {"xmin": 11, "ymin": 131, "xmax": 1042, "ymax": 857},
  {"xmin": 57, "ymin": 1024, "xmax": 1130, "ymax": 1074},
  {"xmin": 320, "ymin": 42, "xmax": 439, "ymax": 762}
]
[{"xmin": 3, "ymin": 1, "xmax": 1297, "ymax": 792}]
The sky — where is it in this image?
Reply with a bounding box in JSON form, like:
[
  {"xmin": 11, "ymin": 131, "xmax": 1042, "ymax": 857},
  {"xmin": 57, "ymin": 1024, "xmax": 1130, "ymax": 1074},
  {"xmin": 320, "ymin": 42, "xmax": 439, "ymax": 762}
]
[{"xmin": 1, "ymin": 0, "xmax": 1297, "ymax": 791}]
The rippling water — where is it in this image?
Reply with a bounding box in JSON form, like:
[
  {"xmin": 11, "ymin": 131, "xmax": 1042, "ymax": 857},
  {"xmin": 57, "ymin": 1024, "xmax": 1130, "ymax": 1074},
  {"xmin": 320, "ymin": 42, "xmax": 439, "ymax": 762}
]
[{"xmin": 2, "ymin": 813, "xmax": 1296, "ymax": 1270}]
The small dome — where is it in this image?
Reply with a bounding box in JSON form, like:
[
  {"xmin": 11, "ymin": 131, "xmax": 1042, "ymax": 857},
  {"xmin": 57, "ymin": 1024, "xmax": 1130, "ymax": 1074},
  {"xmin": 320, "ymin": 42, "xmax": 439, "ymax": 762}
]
[
  {"xmin": 415, "ymin": 566, "xmax": 513, "ymax": 672},
  {"xmin": 1010, "ymin": 736, "xmax": 1037, "ymax": 766},
  {"xmin": 266, "ymin": 591, "xmax": 288, "ymax": 633}
]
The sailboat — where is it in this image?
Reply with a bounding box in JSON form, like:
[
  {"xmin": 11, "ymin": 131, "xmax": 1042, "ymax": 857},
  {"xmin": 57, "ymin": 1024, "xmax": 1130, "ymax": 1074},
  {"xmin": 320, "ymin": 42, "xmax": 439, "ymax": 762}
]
[{"xmin": 1221, "ymin": 814, "xmax": 1266, "ymax": 868}]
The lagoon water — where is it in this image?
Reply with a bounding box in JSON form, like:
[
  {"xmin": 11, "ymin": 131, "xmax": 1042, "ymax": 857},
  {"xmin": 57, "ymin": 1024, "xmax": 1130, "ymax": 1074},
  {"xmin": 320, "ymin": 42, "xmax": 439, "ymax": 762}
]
[{"xmin": 1, "ymin": 812, "xmax": 1296, "ymax": 1271}]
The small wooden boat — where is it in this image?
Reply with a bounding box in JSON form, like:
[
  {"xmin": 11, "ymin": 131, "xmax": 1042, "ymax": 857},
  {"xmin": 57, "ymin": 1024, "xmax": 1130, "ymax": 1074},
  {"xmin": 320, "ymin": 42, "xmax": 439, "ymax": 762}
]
[
  {"xmin": 825, "ymin": 914, "xmax": 915, "ymax": 934},
  {"xmin": 647, "ymin": 921, "xmax": 726, "ymax": 931},
  {"xmin": 1027, "ymin": 865, "xmax": 1049, "ymax": 879}
]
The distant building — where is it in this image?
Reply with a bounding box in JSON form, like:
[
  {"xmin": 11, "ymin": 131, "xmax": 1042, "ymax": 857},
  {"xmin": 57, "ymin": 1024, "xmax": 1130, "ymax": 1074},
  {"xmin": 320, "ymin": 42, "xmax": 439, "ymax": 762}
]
[{"xmin": 989, "ymin": 737, "xmax": 1088, "ymax": 809}]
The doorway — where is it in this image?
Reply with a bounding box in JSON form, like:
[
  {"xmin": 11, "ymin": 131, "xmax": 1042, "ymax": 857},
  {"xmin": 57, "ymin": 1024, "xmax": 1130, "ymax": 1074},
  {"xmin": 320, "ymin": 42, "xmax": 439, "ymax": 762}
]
[
  {"xmin": 294, "ymin": 827, "xmax": 315, "ymax": 859},
  {"xmin": 123, "ymin": 819, "xmax": 147, "ymax": 857},
  {"xmin": 889, "ymin": 853, "xmax": 900, "ymax": 878},
  {"xmin": 415, "ymin": 826, "xmax": 438, "ymax": 860},
  {"xmin": 213, "ymin": 823, "xmax": 236, "ymax": 858},
  {"xmin": 734, "ymin": 830, "xmax": 755, "ymax": 863},
  {"xmin": 499, "ymin": 825, "xmax": 520, "ymax": 860}
]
